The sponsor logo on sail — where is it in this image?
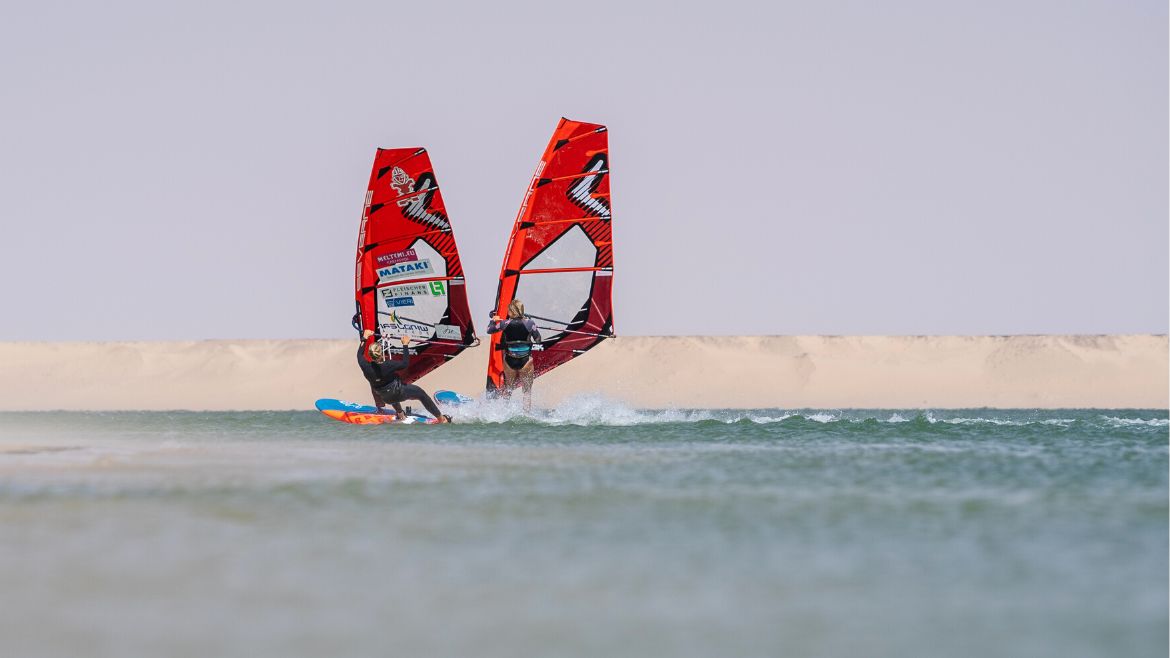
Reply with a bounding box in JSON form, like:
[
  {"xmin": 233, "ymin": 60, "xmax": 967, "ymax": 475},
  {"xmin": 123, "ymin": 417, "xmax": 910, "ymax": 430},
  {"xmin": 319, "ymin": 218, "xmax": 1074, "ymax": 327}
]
[
  {"xmin": 384, "ymin": 297, "xmax": 415, "ymax": 307},
  {"xmin": 377, "ymin": 259, "xmax": 433, "ymax": 281},
  {"xmin": 375, "ymin": 249, "xmax": 418, "ymax": 267},
  {"xmin": 381, "ymin": 283, "xmax": 428, "ymax": 298},
  {"xmin": 435, "ymin": 324, "xmax": 462, "ymax": 341},
  {"xmin": 381, "ymin": 314, "xmax": 431, "ymax": 339},
  {"xmin": 379, "ymin": 282, "xmax": 445, "ymax": 305}
]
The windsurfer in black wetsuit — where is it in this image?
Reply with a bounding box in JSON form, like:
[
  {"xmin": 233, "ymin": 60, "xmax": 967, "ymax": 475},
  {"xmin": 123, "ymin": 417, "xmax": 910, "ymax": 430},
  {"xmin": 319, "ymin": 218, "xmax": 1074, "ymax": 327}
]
[
  {"xmin": 358, "ymin": 330, "xmax": 449, "ymax": 423},
  {"xmin": 487, "ymin": 299, "xmax": 542, "ymax": 409}
]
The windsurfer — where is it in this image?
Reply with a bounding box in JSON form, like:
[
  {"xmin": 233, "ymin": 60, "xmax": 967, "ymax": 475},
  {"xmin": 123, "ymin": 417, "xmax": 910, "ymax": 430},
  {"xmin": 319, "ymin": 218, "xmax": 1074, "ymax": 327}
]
[
  {"xmin": 358, "ymin": 330, "xmax": 450, "ymax": 423},
  {"xmin": 487, "ymin": 299, "xmax": 541, "ymax": 408}
]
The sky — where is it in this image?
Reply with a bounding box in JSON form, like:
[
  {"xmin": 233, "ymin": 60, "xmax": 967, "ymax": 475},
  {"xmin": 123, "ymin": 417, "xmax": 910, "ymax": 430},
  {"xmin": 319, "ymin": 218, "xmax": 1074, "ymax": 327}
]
[{"xmin": 0, "ymin": 0, "xmax": 1165, "ymax": 340}]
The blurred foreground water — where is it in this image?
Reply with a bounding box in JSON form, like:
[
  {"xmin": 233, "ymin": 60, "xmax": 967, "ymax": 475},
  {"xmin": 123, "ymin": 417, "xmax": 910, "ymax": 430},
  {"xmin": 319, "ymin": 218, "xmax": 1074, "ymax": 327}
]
[{"xmin": 0, "ymin": 402, "xmax": 1166, "ymax": 658}]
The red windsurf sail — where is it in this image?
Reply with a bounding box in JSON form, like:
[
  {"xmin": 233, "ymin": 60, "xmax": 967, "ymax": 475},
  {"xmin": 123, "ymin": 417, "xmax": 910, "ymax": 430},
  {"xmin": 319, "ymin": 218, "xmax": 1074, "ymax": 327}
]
[
  {"xmin": 487, "ymin": 118, "xmax": 615, "ymax": 392},
  {"xmin": 354, "ymin": 148, "xmax": 476, "ymax": 383}
]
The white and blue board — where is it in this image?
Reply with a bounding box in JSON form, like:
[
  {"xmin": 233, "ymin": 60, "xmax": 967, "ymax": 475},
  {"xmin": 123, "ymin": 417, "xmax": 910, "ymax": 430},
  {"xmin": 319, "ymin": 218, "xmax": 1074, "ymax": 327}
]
[{"xmin": 435, "ymin": 390, "xmax": 473, "ymax": 406}]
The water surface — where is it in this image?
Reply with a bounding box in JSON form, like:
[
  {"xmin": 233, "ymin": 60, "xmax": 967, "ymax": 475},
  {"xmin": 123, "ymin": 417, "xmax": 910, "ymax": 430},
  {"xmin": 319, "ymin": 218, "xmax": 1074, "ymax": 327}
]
[{"xmin": 0, "ymin": 403, "xmax": 1165, "ymax": 658}]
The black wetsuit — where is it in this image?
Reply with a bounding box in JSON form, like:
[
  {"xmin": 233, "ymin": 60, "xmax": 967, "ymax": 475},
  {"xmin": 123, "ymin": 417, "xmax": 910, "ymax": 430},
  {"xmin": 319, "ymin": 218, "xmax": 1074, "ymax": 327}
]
[
  {"xmin": 356, "ymin": 342, "xmax": 443, "ymax": 419},
  {"xmin": 487, "ymin": 318, "xmax": 541, "ymax": 369}
]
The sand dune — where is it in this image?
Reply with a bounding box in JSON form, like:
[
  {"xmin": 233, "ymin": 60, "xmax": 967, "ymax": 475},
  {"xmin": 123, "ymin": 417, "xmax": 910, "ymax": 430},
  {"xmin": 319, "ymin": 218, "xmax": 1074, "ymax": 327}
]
[{"xmin": 0, "ymin": 335, "xmax": 1164, "ymax": 411}]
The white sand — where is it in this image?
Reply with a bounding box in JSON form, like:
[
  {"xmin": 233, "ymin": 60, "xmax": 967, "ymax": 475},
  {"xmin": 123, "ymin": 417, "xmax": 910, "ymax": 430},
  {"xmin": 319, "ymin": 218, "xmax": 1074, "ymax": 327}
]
[{"xmin": 0, "ymin": 335, "xmax": 1164, "ymax": 410}]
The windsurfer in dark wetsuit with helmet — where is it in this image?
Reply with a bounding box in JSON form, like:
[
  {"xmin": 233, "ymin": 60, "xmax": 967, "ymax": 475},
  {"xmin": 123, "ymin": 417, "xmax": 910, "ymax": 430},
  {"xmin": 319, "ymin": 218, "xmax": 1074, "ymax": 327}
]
[
  {"xmin": 357, "ymin": 330, "xmax": 449, "ymax": 423},
  {"xmin": 487, "ymin": 299, "xmax": 542, "ymax": 409}
]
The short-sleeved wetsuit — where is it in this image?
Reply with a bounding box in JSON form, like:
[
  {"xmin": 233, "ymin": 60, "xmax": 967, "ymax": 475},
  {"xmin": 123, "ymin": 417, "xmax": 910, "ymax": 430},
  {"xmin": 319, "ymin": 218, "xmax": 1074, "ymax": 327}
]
[{"xmin": 487, "ymin": 318, "xmax": 542, "ymax": 369}]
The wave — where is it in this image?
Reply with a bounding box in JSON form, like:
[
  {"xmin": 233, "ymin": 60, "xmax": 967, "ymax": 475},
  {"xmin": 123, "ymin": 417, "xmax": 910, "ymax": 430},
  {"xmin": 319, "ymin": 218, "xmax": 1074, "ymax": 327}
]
[
  {"xmin": 442, "ymin": 395, "xmax": 1168, "ymax": 430},
  {"xmin": 447, "ymin": 394, "xmax": 720, "ymax": 426},
  {"xmin": 1101, "ymin": 416, "xmax": 1170, "ymax": 428}
]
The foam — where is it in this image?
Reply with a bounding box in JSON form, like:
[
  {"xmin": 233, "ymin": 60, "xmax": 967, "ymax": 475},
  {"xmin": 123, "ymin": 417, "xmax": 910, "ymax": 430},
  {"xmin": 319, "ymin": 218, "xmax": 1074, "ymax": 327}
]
[
  {"xmin": 440, "ymin": 395, "xmax": 1168, "ymax": 430},
  {"xmin": 1101, "ymin": 416, "xmax": 1170, "ymax": 427}
]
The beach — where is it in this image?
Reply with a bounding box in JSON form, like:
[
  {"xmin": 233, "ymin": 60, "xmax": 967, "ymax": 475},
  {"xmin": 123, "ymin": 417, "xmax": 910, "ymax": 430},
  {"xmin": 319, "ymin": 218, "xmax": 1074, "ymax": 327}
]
[{"xmin": 0, "ymin": 335, "xmax": 1165, "ymax": 411}]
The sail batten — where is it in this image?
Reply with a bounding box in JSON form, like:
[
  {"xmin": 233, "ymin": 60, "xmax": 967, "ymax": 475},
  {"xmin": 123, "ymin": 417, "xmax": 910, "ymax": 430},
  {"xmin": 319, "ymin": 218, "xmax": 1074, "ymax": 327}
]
[
  {"xmin": 355, "ymin": 148, "xmax": 477, "ymax": 384},
  {"xmin": 486, "ymin": 119, "xmax": 615, "ymax": 393}
]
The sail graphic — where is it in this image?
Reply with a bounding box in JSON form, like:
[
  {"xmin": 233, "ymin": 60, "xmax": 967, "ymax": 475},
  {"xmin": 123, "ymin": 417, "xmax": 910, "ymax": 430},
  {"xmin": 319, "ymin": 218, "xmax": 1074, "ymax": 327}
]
[
  {"xmin": 487, "ymin": 118, "xmax": 615, "ymax": 392},
  {"xmin": 355, "ymin": 148, "xmax": 476, "ymax": 384}
]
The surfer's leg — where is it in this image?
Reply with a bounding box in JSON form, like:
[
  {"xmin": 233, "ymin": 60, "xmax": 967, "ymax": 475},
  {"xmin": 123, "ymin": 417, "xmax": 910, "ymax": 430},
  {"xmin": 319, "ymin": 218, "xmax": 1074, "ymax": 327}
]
[
  {"xmin": 518, "ymin": 360, "xmax": 535, "ymax": 411},
  {"xmin": 518, "ymin": 360, "xmax": 534, "ymax": 394},
  {"xmin": 501, "ymin": 364, "xmax": 519, "ymax": 394},
  {"xmin": 371, "ymin": 386, "xmax": 404, "ymax": 416},
  {"xmin": 399, "ymin": 384, "xmax": 443, "ymax": 419}
]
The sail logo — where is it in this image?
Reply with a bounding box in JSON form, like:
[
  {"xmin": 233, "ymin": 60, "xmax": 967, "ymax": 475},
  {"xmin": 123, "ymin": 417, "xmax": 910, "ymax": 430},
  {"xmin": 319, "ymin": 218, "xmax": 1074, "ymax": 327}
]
[
  {"xmin": 375, "ymin": 249, "xmax": 418, "ymax": 267},
  {"xmin": 381, "ymin": 283, "xmax": 434, "ymax": 298},
  {"xmin": 381, "ymin": 316, "xmax": 431, "ymax": 338},
  {"xmin": 390, "ymin": 167, "xmax": 414, "ymax": 197},
  {"xmin": 435, "ymin": 324, "xmax": 462, "ymax": 341},
  {"xmin": 567, "ymin": 153, "xmax": 611, "ymax": 220},
  {"xmin": 377, "ymin": 259, "xmax": 433, "ymax": 281},
  {"xmin": 381, "ymin": 282, "xmax": 445, "ymax": 297},
  {"xmin": 398, "ymin": 172, "xmax": 451, "ymax": 231},
  {"xmin": 384, "ymin": 297, "xmax": 415, "ymax": 308}
]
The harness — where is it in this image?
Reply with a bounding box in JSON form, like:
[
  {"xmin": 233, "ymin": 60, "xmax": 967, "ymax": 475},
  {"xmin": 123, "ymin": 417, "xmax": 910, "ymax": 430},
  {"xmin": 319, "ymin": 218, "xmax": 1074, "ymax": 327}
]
[
  {"xmin": 504, "ymin": 343, "xmax": 532, "ymax": 358},
  {"xmin": 501, "ymin": 318, "xmax": 536, "ymax": 367}
]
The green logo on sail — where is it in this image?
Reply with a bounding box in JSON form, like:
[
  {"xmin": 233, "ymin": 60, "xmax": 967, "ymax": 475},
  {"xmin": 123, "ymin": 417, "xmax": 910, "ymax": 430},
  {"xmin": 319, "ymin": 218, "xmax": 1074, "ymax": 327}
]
[{"xmin": 429, "ymin": 281, "xmax": 445, "ymax": 296}]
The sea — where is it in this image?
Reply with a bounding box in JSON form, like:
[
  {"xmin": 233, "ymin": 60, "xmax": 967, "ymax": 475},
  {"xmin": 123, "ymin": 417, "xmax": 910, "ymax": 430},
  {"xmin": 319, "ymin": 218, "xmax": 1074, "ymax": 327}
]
[{"xmin": 0, "ymin": 401, "xmax": 1166, "ymax": 658}]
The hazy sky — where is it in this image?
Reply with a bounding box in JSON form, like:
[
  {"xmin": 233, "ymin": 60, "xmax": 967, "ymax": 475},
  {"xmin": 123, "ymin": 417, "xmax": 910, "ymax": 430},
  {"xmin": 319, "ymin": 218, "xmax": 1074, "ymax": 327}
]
[{"xmin": 1, "ymin": 0, "xmax": 1165, "ymax": 339}]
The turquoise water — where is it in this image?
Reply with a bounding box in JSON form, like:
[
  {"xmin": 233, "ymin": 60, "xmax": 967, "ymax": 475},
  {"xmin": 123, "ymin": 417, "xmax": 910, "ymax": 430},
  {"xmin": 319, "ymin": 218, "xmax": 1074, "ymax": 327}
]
[{"xmin": 0, "ymin": 404, "xmax": 1166, "ymax": 658}]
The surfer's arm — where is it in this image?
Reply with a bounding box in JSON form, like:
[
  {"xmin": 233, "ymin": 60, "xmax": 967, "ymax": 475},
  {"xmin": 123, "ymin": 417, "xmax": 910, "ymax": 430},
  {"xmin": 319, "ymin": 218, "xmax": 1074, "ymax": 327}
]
[
  {"xmin": 383, "ymin": 337, "xmax": 411, "ymax": 374},
  {"xmin": 357, "ymin": 344, "xmax": 379, "ymax": 380},
  {"xmin": 383, "ymin": 357, "xmax": 408, "ymax": 373},
  {"xmin": 526, "ymin": 319, "xmax": 541, "ymax": 343},
  {"xmin": 486, "ymin": 319, "xmax": 504, "ymax": 334}
]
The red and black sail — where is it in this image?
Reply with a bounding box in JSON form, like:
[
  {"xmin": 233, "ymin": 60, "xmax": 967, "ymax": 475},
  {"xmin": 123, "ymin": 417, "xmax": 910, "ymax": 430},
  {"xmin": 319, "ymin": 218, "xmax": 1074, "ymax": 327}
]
[
  {"xmin": 355, "ymin": 148, "xmax": 476, "ymax": 384},
  {"xmin": 487, "ymin": 119, "xmax": 615, "ymax": 392}
]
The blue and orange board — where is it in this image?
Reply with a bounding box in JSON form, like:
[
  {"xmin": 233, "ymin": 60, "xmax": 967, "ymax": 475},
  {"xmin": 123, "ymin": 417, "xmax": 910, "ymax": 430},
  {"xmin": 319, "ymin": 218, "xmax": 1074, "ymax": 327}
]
[{"xmin": 315, "ymin": 398, "xmax": 438, "ymax": 425}]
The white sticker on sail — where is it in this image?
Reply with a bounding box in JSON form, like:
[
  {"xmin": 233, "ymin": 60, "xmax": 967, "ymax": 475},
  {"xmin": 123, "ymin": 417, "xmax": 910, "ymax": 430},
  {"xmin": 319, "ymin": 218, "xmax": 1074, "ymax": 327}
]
[
  {"xmin": 435, "ymin": 324, "xmax": 462, "ymax": 341},
  {"xmin": 375, "ymin": 239, "xmax": 450, "ymax": 339}
]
